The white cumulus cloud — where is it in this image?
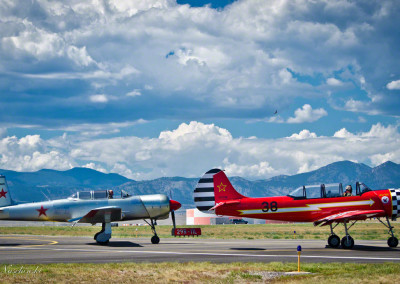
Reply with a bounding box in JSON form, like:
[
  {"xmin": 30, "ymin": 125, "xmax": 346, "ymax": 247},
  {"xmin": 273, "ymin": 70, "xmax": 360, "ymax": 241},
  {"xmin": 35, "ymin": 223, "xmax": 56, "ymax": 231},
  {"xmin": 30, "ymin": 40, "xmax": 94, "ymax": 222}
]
[
  {"xmin": 90, "ymin": 94, "xmax": 108, "ymax": 103},
  {"xmin": 1, "ymin": 122, "xmax": 400, "ymax": 179},
  {"xmin": 387, "ymin": 80, "xmax": 400, "ymax": 90},
  {"xmin": 287, "ymin": 104, "xmax": 328, "ymax": 123}
]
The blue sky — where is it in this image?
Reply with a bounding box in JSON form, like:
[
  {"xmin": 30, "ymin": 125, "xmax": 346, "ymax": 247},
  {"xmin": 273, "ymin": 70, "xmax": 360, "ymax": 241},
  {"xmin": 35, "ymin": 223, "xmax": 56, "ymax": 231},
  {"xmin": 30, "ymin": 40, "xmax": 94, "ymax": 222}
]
[{"xmin": 1, "ymin": 0, "xmax": 400, "ymax": 180}]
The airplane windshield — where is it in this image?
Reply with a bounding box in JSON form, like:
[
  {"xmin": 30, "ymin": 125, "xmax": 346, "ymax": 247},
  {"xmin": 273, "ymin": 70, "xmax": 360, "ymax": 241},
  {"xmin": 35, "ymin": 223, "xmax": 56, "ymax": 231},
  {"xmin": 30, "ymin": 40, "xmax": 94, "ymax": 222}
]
[{"xmin": 358, "ymin": 182, "xmax": 372, "ymax": 194}]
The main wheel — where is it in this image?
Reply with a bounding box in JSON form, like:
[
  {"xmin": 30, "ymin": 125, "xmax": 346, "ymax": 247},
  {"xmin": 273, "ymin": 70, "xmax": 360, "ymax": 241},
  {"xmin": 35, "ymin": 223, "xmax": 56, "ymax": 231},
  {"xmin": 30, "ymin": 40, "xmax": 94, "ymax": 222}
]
[
  {"xmin": 96, "ymin": 240, "xmax": 109, "ymax": 246},
  {"xmin": 151, "ymin": 235, "xmax": 160, "ymax": 244},
  {"xmin": 328, "ymin": 235, "xmax": 340, "ymax": 248},
  {"xmin": 341, "ymin": 236, "xmax": 354, "ymax": 249},
  {"xmin": 388, "ymin": 237, "xmax": 398, "ymax": 248}
]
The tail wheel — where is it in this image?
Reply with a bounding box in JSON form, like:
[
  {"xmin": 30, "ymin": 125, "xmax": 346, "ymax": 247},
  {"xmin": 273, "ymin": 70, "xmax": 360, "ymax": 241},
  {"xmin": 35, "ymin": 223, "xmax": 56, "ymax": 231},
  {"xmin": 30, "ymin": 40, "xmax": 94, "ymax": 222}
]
[
  {"xmin": 341, "ymin": 236, "xmax": 354, "ymax": 249},
  {"xmin": 151, "ymin": 235, "xmax": 160, "ymax": 244},
  {"xmin": 388, "ymin": 237, "xmax": 398, "ymax": 248},
  {"xmin": 328, "ymin": 235, "xmax": 340, "ymax": 248}
]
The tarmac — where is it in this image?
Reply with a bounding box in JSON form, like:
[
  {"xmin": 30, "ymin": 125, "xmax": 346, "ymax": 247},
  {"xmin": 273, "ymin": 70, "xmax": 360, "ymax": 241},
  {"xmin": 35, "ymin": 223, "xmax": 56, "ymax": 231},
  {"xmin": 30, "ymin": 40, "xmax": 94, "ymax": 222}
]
[{"xmin": 0, "ymin": 235, "xmax": 399, "ymax": 264}]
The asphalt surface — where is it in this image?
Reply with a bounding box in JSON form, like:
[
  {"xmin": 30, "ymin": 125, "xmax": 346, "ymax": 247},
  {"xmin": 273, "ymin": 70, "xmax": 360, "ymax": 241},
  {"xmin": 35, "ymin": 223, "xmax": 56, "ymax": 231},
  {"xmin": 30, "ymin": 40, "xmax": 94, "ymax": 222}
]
[{"xmin": 0, "ymin": 235, "xmax": 399, "ymax": 264}]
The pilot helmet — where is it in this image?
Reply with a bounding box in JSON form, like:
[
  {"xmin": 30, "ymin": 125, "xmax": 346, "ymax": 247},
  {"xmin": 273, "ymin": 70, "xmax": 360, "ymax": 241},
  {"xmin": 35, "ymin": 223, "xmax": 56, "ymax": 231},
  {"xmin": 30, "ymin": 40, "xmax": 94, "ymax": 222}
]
[{"xmin": 345, "ymin": 185, "xmax": 352, "ymax": 192}]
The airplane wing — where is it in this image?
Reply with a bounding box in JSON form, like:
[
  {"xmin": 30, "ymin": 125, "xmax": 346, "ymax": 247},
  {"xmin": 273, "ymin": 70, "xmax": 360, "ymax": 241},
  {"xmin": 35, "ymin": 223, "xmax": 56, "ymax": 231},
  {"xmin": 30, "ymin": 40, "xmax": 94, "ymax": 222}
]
[
  {"xmin": 313, "ymin": 209, "xmax": 385, "ymax": 226},
  {"xmin": 75, "ymin": 206, "xmax": 122, "ymax": 223}
]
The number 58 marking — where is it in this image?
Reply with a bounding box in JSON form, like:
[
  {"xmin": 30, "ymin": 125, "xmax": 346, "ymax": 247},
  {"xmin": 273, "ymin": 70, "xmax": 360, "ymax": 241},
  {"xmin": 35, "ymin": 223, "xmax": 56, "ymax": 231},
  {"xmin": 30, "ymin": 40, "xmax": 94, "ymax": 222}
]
[{"xmin": 261, "ymin": 201, "xmax": 278, "ymax": 212}]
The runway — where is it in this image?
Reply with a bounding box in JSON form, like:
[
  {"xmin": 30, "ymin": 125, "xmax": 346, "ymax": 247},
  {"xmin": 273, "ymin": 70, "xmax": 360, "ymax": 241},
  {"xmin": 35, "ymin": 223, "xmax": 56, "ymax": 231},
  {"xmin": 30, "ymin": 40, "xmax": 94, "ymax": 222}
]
[{"xmin": 0, "ymin": 235, "xmax": 399, "ymax": 264}]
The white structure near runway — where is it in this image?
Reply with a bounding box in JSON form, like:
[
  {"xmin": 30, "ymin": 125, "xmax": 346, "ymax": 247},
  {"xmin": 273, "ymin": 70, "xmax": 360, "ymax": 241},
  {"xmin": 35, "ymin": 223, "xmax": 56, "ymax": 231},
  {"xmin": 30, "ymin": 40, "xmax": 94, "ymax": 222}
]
[{"xmin": 186, "ymin": 208, "xmax": 217, "ymax": 225}]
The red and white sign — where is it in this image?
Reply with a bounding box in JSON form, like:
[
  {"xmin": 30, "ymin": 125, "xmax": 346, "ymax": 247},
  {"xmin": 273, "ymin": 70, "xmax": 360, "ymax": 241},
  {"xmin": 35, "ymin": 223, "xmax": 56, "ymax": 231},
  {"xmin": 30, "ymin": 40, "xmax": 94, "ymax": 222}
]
[{"xmin": 172, "ymin": 228, "xmax": 201, "ymax": 237}]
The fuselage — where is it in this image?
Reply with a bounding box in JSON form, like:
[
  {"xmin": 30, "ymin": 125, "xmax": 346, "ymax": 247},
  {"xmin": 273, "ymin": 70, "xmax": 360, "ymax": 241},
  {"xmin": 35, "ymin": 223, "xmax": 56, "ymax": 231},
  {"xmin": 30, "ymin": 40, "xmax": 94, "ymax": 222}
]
[
  {"xmin": 0, "ymin": 194, "xmax": 171, "ymax": 223},
  {"xmin": 216, "ymin": 189, "xmax": 396, "ymax": 222}
]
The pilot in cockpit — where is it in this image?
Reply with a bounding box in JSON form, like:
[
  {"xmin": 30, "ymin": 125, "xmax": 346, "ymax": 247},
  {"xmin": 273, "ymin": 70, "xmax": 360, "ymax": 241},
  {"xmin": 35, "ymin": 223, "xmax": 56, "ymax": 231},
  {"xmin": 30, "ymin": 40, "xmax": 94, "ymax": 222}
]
[
  {"xmin": 344, "ymin": 185, "xmax": 352, "ymax": 196},
  {"xmin": 108, "ymin": 190, "xmax": 114, "ymax": 199}
]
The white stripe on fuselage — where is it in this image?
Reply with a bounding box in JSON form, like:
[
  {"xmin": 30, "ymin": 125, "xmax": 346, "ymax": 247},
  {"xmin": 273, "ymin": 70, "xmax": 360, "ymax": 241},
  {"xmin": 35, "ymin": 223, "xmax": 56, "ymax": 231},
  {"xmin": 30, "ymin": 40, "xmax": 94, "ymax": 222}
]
[{"xmin": 239, "ymin": 199, "xmax": 375, "ymax": 215}]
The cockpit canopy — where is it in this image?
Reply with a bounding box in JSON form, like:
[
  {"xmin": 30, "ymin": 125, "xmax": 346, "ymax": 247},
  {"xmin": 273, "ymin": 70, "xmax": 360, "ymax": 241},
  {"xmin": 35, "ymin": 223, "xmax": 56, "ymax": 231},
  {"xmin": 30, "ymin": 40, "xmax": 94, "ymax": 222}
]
[
  {"xmin": 69, "ymin": 190, "xmax": 110, "ymax": 200},
  {"xmin": 68, "ymin": 190, "xmax": 131, "ymax": 200},
  {"xmin": 288, "ymin": 182, "xmax": 371, "ymax": 199}
]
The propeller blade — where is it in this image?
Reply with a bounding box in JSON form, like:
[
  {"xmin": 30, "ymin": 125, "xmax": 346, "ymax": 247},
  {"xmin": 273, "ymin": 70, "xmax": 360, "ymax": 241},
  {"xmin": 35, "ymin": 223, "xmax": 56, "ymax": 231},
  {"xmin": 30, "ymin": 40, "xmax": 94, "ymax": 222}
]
[{"xmin": 171, "ymin": 210, "xmax": 176, "ymax": 230}]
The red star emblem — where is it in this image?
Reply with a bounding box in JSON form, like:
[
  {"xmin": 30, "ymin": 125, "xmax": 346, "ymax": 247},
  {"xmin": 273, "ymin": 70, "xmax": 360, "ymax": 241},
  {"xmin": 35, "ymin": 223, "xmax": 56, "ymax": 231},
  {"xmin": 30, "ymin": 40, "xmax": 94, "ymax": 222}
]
[
  {"xmin": 217, "ymin": 182, "xmax": 227, "ymax": 192},
  {"xmin": 36, "ymin": 205, "xmax": 48, "ymax": 217},
  {"xmin": 0, "ymin": 188, "xmax": 7, "ymax": 198}
]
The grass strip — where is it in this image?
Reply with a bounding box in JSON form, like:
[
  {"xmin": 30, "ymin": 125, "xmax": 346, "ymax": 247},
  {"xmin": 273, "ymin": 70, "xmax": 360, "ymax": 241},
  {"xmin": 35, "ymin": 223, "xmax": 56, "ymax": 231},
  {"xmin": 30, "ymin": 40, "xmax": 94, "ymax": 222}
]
[
  {"xmin": 0, "ymin": 222, "xmax": 397, "ymax": 240},
  {"xmin": 0, "ymin": 262, "xmax": 399, "ymax": 283}
]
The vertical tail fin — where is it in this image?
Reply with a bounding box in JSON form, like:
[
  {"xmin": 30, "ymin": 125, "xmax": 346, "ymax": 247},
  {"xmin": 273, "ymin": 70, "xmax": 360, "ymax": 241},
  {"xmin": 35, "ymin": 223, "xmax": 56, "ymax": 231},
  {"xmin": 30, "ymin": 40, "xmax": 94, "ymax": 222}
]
[
  {"xmin": 194, "ymin": 169, "xmax": 246, "ymax": 213},
  {"xmin": 0, "ymin": 175, "xmax": 12, "ymax": 207}
]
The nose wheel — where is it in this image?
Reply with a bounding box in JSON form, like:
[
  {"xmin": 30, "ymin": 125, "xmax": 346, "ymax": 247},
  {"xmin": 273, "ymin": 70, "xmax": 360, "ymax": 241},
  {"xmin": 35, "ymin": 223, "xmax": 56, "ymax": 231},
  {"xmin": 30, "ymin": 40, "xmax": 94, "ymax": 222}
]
[{"xmin": 145, "ymin": 219, "xmax": 160, "ymax": 244}]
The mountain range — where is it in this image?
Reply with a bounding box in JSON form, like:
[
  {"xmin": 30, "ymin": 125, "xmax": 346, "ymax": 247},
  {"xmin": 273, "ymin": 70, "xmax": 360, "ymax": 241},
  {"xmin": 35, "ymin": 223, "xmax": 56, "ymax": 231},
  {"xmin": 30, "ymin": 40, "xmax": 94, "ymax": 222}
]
[{"xmin": 1, "ymin": 160, "xmax": 400, "ymax": 208}]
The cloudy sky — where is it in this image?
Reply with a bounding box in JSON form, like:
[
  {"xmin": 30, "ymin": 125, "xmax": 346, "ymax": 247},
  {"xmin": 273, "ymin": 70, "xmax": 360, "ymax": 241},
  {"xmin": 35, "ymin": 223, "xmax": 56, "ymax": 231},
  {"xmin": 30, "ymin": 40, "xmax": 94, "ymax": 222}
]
[{"xmin": 1, "ymin": 0, "xmax": 399, "ymax": 180}]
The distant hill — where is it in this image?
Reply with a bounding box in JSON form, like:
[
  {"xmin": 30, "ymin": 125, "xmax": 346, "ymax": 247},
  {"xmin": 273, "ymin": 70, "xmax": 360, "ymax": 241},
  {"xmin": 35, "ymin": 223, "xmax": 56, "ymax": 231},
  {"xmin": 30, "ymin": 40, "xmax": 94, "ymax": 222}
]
[
  {"xmin": 1, "ymin": 160, "xmax": 400, "ymax": 208},
  {"xmin": 0, "ymin": 167, "xmax": 131, "ymax": 203}
]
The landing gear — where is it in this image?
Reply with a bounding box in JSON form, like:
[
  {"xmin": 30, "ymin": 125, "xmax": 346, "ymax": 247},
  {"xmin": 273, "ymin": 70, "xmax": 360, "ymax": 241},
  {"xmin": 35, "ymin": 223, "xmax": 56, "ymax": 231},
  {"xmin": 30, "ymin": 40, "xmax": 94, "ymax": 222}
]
[
  {"xmin": 388, "ymin": 237, "xmax": 398, "ymax": 248},
  {"xmin": 94, "ymin": 222, "xmax": 111, "ymax": 245},
  {"xmin": 328, "ymin": 221, "xmax": 355, "ymax": 249},
  {"xmin": 341, "ymin": 236, "xmax": 354, "ymax": 249},
  {"xmin": 327, "ymin": 224, "xmax": 340, "ymax": 248},
  {"xmin": 341, "ymin": 221, "xmax": 355, "ymax": 249},
  {"xmin": 145, "ymin": 219, "xmax": 160, "ymax": 244},
  {"xmin": 328, "ymin": 235, "xmax": 340, "ymax": 248},
  {"xmin": 151, "ymin": 235, "xmax": 160, "ymax": 244},
  {"xmin": 377, "ymin": 217, "xmax": 398, "ymax": 248}
]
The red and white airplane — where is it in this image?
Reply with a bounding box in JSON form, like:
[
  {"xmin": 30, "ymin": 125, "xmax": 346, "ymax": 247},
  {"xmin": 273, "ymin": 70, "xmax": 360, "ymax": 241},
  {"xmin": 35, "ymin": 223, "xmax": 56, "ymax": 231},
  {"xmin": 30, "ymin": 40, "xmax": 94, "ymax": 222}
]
[{"xmin": 194, "ymin": 169, "xmax": 399, "ymax": 249}]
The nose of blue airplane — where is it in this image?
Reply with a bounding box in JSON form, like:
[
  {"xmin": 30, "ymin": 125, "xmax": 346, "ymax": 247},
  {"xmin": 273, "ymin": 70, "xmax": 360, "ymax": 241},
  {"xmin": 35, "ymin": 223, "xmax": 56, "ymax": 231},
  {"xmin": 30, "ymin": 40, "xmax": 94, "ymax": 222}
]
[{"xmin": 169, "ymin": 199, "xmax": 181, "ymax": 211}]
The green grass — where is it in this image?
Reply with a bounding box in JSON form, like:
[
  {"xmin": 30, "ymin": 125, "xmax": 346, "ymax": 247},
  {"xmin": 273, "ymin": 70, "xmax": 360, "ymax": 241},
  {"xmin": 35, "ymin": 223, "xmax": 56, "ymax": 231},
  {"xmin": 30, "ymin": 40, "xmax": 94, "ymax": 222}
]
[
  {"xmin": 0, "ymin": 262, "xmax": 399, "ymax": 283},
  {"xmin": 0, "ymin": 222, "xmax": 397, "ymax": 240}
]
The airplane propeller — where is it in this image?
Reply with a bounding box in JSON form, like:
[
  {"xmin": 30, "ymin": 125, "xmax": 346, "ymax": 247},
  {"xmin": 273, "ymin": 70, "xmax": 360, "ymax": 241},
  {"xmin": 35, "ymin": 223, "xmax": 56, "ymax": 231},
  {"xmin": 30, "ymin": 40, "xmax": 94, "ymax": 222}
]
[
  {"xmin": 171, "ymin": 209, "xmax": 176, "ymax": 230},
  {"xmin": 169, "ymin": 194, "xmax": 181, "ymax": 231}
]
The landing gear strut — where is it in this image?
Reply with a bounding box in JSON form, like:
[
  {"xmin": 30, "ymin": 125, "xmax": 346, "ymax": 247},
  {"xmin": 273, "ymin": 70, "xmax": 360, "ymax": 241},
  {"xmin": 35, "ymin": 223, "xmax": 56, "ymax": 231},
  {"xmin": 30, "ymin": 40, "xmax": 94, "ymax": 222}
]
[
  {"xmin": 341, "ymin": 221, "xmax": 355, "ymax": 249},
  {"xmin": 377, "ymin": 217, "xmax": 398, "ymax": 248},
  {"xmin": 145, "ymin": 219, "xmax": 160, "ymax": 244},
  {"xmin": 94, "ymin": 222, "xmax": 111, "ymax": 245}
]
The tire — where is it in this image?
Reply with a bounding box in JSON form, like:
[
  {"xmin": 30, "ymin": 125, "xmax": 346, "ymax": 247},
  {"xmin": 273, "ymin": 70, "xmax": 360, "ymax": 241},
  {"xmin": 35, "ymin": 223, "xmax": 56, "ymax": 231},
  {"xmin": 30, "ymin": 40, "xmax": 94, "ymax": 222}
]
[
  {"xmin": 151, "ymin": 235, "xmax": 160, "ymax": 244},
  {"xmin": 328, "ymin": 235, "xmax": 340, "ymax": 248},
  {"xmin": 96, "ymin": 240, "xmax": 109, "ymax": 246},
  {"xmin": 341, "ymin": 236, "xmax": 354, "ymax": 249},
  {"xmin": 388, "ymin": 237, "xmax": 398, "ymax": 248}
]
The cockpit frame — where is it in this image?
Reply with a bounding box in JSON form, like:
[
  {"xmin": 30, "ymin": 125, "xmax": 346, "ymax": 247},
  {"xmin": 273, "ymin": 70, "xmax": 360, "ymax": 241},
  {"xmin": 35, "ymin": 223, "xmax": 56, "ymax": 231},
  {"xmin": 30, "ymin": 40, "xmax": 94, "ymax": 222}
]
[{"xmin": 288, "ymin": 181, "xmax": 372, "ymax": 200}]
